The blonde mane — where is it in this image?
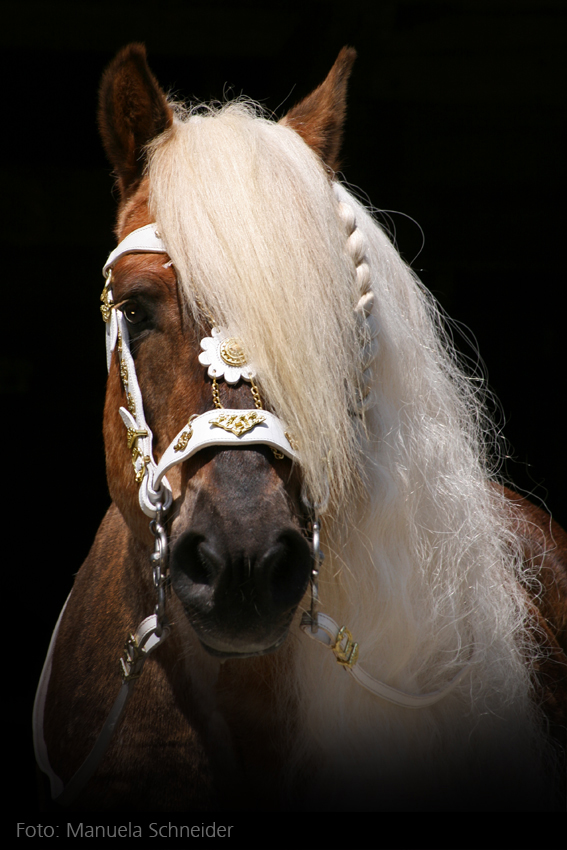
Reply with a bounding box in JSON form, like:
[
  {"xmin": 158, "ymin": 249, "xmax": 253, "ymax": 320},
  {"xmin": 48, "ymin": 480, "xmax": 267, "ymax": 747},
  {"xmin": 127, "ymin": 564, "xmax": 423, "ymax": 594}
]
[
  {"xmin": 147, "ymin": 103, "xmax": 364, "ymax": 515},
  {"xmin": 147, "ymin": 101, "xmax": 550, "ymax": 805}
]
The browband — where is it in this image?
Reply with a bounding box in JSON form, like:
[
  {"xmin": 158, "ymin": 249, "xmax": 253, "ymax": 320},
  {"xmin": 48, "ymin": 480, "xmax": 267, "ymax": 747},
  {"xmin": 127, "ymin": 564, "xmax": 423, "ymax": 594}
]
[{"xmin": 103, "ymin": 223, "xmax": 166, "ymax": 276}]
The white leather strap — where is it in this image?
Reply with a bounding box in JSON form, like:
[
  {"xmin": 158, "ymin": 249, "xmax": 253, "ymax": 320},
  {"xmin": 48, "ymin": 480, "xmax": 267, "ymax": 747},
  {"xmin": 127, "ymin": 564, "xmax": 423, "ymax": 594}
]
[
  {"xmin": 103, "ymin": 223, "xmax": 166, "ymax": 276},
  {"xmin": 34, "ymin": 597, "xmax": 168, "ymax": 807},
  {"xmin": 33, "ymin": 595, "xmax": 71, "ymax": 800},
  {"xmin": 300, "ymin": 613, "xmax": 472, "ymax": 708},
  {"xmin": 56, "ymin": 613, "xmax": 167, "ymax": 807},
  {"xmin": 154, "ymin": 409, "xmax": 298, "ymax": 482}
]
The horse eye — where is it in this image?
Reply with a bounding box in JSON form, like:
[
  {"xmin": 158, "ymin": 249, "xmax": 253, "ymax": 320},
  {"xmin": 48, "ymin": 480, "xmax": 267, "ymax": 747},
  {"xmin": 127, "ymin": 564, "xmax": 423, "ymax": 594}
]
[{"xmin": 122, "ymin": 302, "xmax": 147, "ymax": 326}]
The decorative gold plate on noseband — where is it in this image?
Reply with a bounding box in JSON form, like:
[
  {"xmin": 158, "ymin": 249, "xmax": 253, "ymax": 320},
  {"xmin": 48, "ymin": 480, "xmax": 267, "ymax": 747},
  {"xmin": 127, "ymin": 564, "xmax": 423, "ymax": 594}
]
[
  {"xmin": 173, "ymin": 415, "xmax": 199, "ymax": 452},
  {"xmin": 210, "ymin": 411, "xmax": 266, "ymax": 437}
]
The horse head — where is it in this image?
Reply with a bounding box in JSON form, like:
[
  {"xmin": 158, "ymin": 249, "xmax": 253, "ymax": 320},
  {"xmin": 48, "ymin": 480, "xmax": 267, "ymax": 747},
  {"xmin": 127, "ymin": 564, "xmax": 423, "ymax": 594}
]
[{"xmin": 97, "ymin": 44, "xmax": 363, "ymax": 659}]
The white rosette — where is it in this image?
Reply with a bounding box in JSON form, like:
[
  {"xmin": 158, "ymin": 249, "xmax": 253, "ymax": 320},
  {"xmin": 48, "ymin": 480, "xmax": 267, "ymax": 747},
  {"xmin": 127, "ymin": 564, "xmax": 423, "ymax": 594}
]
[{"xmin": 198, "ymin": 327, "xmax": 255, "ymax": 384}]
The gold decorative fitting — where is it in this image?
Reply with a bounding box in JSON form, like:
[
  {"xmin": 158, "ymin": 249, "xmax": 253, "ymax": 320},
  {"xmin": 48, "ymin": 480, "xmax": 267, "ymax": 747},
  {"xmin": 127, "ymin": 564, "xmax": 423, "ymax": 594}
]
[
  {"xmin": 210, "ymin": 411, "xmax": 265, "ymax": 437},
  {"xmin": 285, "ymin": 431, "xmax": 299, "ymax": 451},
  {"xmin": 199, "ymin": 327, "xmax": 255, "ymax": 384},
  {"xmin": 120, "ymin": 633, "xmax": 144, "ymax": 682},
  {"xmin": 174, "ymin": 415, "xmax": 199, "ymax": 452},
  {"xmin": 332, "ymin": 626, "xmax": 359, "ymax": 668},
  {"xmin": 219, "ymin": 337, "xmax": 247, "ymax": 368},
  {"xmin": 100, "ymin": 277, "xmax": 114, "ymax": 323},
  {"xmin": 125, "ymin": 428, "xmax": 149, "ymax": 483},
  {"xmin": 135, "ymin": 457, "xmax": 150, "ymax": 484},
  {"xmin": 126, "ymin": 428, "xmax": 148, "ymax": 451}
]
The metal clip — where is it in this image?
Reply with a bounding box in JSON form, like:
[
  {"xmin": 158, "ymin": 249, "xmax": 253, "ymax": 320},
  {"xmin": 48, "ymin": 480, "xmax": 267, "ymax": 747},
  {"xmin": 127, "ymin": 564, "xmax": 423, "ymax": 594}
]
[
  {"xmin": 120, "ymin": 633, "xmax": 146, "ymax": 682},
  {"xmin": 332, "ymin": 625, "xmax": 359, "ymax": 668},
  {"xmin": 307, "ymin": 518, "xmax": 324, "ymax": 633},
  {"xmin": 149, "ymin": 505, "xmax": 169, "ymax": 635}
]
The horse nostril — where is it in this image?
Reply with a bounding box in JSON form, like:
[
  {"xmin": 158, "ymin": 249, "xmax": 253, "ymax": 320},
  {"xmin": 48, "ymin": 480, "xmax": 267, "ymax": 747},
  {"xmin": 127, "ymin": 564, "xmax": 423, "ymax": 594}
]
[
  {"xmin": 171, "ymin": 531, "xmax": 222, "ymax": 587},
  {"xmin": 261, "ymin": 530, "xmax": 311, "ymax": 610}
]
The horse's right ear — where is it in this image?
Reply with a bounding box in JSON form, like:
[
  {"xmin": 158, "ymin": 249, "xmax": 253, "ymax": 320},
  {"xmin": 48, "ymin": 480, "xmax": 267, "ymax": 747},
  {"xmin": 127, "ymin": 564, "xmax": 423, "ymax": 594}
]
[{"xmin": 98, "ymin": 44, "xmax": 173, "ymax": 200}]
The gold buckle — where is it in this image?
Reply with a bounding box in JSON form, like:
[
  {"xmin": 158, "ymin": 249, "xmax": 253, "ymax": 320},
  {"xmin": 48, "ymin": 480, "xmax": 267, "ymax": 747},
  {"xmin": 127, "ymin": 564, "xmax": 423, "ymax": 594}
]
[
  {"xmin": 120, "ymin": 634, "xmax": 145, "ymax": 682},
  {"xmin": 332, "ymin": 625, "xmax": 359, "ymax": 668}
]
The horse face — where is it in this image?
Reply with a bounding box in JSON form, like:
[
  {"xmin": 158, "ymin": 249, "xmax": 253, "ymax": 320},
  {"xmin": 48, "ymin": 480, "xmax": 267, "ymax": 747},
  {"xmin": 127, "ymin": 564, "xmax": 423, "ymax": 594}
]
[
  {"xmin": 98, "ymin": 44, "xmax": 355, "ymax": 656},
  {"xmin": 103, "ymin": 222, "xmax": 311, "ymax": 657}
]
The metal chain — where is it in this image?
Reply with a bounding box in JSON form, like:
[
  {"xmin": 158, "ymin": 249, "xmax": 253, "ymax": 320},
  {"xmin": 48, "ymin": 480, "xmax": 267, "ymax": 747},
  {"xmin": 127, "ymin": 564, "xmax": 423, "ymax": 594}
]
[
  {"xmin": 250, "ymin": 377, "xmax": 263, "ymax": 410},
  {"xmin": 212, "ymin": 376, "xmax": 223, "ymax": 409},
  {"xmin": 149, "ymin": 503, "xmax": 169, "ymax": 635},
  {"xmin": 308, "ymin": 516, "xmax": 323, "ymax": 633},
  {"xmin": 212, "ymin": 373, "xmax": 263, "ymax": 411}
]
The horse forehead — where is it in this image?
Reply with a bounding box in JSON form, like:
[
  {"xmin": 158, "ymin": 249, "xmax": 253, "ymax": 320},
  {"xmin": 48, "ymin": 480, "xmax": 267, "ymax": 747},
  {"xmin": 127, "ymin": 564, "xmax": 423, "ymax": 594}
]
[{"xmin": 116, "ymin": 179, "xmax": 152, "ymax": 240}]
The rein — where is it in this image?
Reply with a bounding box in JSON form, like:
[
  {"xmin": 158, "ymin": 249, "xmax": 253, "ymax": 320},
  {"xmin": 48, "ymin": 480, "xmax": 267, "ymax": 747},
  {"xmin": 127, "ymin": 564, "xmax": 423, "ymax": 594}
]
[{"xmin": 35, "ymin": 215, "xmax": 472, "ymax": 807}]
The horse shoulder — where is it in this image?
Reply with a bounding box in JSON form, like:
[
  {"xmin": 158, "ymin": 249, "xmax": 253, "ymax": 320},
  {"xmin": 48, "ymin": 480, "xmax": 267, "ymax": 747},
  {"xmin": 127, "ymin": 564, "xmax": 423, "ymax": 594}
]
[
  {"xmin": 43, "ymin": 504, "xmax": 215, "ymax": 810},
  {"xmin": 501, "ymin": 487, "xmax": 567, "ymax": 646},
  {"xmin": 501, "ymin": 486, "xmax": 567, "ymax": 738}
]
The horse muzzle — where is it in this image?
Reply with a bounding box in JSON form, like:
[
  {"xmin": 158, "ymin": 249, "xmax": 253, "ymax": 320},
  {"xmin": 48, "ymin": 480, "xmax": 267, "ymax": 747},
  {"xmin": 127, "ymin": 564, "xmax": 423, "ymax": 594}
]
[{"xmin": 170, "ymin": 521, "xmax": 312, "ymax": 657}]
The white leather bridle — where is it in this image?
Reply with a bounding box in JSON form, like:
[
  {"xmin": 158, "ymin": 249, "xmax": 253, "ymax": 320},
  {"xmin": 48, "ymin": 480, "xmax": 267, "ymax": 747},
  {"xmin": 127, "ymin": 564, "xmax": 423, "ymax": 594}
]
[
  {"xmin": 103, "ymin": 222, "xmax": 473, "ymax": 708},
  {"xmin": 102, "ymin": 222, "xmax": 299, "ymax": 520}
]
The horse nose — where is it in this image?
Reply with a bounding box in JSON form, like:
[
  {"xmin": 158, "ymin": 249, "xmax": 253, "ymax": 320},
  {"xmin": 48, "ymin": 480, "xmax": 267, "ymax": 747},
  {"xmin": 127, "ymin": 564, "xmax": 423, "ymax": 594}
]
[{"xmin": 170, "ymin": 526, "xmax": 312, "ymax": 635}]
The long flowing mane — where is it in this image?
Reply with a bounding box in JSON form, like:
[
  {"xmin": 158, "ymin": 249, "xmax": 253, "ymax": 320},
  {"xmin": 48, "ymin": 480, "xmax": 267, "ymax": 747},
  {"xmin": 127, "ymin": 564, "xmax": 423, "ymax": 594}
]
[
  {"xmin": 146, "ymin": 101, "xmax": 550, "ymax": 803},
  {"xmin": 147, "ymin": 103, "xmax": 363, "ymax": 513}
]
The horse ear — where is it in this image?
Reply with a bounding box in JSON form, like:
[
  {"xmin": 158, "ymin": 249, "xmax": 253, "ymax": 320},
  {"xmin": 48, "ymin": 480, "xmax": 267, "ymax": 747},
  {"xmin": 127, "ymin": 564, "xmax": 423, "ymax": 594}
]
[
  {"xmin": 280, "ymin": 46, "xmax": 356, "ymax": 173},
  {"xmin": 98, "ymin": 43, "xmax": 173, "ymax": 200}
]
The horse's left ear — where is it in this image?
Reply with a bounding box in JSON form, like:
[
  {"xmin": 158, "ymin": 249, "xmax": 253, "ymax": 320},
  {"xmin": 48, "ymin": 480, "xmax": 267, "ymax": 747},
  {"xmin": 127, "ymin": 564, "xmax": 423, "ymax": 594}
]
[
  {"xmin": 280, "ymin": 46, "xmax": 356, "ymax": 174},
  {"xmin": 98, "ymin": 43, "xmax": 173, "ymax": 200}
]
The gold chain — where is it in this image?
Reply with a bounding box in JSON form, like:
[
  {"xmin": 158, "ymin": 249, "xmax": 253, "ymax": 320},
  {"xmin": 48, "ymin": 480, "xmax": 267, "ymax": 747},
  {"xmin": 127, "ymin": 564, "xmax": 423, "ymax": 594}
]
[
  {"xmin": 250, "ymin": 377, "xmax": 263, "ymax": 410},
  {"xmin": 212, "ymin": 376, "xmax": 223, "ymax": 409},
  {"xmin": 212, "ymin": 374, "xmax": 263, "ymax": 411}
]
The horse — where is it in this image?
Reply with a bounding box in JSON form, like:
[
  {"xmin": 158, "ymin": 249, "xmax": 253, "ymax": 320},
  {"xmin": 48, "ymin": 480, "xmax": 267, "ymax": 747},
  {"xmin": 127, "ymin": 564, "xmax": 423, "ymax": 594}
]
[{"xmin": 33, "ymin": 43, "xmax": 566, "ymax": 812}]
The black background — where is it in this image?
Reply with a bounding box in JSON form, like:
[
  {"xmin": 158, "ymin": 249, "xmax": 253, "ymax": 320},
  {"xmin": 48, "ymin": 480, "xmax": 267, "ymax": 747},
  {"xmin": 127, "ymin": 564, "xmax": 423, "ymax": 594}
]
[{"xmin": 4, "ymin": 0, "xmax": 565, "ymax": 823}]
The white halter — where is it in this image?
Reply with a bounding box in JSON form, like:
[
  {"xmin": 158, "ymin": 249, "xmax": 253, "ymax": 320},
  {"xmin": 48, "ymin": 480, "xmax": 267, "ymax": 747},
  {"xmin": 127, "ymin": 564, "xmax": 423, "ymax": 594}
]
[{"xmin": 102, "ymin": 223, "xmax": 299, "ymax": 519}]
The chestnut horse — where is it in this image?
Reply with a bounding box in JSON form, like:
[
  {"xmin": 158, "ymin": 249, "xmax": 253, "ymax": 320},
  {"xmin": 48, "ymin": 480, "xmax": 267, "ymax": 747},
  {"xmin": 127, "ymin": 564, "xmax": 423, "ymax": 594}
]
[{"xmin": 34, "ymin": 44, "xmax": 566, "ymax": 811}]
